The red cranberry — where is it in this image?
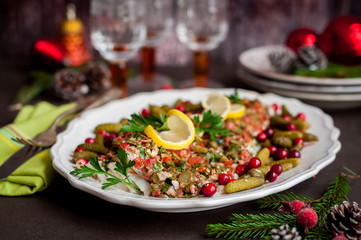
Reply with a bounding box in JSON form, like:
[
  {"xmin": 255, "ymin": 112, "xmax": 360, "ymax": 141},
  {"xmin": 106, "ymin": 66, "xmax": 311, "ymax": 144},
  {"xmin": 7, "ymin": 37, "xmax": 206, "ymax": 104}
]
[
  {"xmin": 296, "ymin": 112, "xmax": 306, "ymax": 121},
  {"xmin": 236, "ymin": 164, "xmax": 247, "ymax": 176},
  {"xmin": 75, "ymin": 147, "xmax": 84, "ymax": 153},
  {"xmin": 268, "ymin": 145, "xmax": 278, "ymax": 156},
  {"xmin": 288, "ymin": 149, "xmax": 301, "ymax": 158},
  {"xmin": 183, "ymin": 100, "xmax": 191, "ymax": 104},
  {"xmin": 272, "ymin": 103, "xmax": 280, "ymax": 112},
  {"xmin": 282, "ymin": 115, "xmax": 292, "ymax": 121},
  {"xmin": 229, "ymin": 179, "xmax": 236, "ymax": 182},
  {"xmin": 256, "ymin": 132, "xmax": 268, "ymax": 142},
  {"xmin": 218, "ymin": 173, "xmax": 230, "ymax": 185},
  {"xmin": 202, "ymin": 183, "xmax": 217, "ymax": 197},
  {"xmin": 270, "ymin": 164, "xmax": 283, "ymax": 175},
  {"xmin": 280, "ymin": 200, "xmax": 306, "ymax": 215},
  {"xmin": 294, "ymin": 138, "xmax": 304, "ymax": 148},
  {"xmin": 141, "ymin": 108, "xmax": 150, "ymax": 117},
  {"xmin": 76, "ymin": 158, "xmax": 89, "ymax": 168},
  {"xmin": 175, "ymin": 105, "xmax": 186, "ymax": 113},
  {"xmin": 248, "ymin": 157, "xmax": 262, "ymax": 169},
  {"xmin": 276, "ymin": 148, "xmax": 288, "ymax": 160},
  {"xmin": 286, "ymin": 123, "xmax": 297, "ymax": 131},
  {"xmin": 85, "ymin": 138, "xmax": 96, "ymax": 144},
  {"xmin": 108, "ymin": 133, "xmax": 117, "ymax": 138},
  {"xmin": 97, "ymin": 130, "xmax": 108, "ymax": 137},
  {"xmin": 266, "ymin": 171, "xmax": 278, "ymax": 182},
  {"xmin": 264, "ymin": 128, "xmax": 274, "ymax": 138}
]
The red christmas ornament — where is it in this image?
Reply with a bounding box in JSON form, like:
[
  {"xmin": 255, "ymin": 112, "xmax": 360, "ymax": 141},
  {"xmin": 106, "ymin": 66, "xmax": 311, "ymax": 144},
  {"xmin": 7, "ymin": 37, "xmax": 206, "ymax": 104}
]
[
  {"xmin": 318, "ymin": 15, "xmax": 361, "ymax": 65},
  {"xmin": 286, "ymin": 28, "xmax": 318, "ymax": 51}
]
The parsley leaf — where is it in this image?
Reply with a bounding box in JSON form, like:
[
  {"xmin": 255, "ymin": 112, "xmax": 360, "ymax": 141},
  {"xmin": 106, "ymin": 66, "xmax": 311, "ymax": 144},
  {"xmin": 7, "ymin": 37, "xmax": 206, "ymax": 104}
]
[
  {"xmin": 193, "ymin": 110, "xmax": 231, "ymax": 140},
  {"xmin": 120, "ymin": 113, "xmax": 169, "ymax": 133},
  {"xmin": 228, "ymin": 89, "xmax": 243, "ymax": 104},
  {"xmin": 70, "ymin": 148, "xmax": 142, "ymax": 193}
]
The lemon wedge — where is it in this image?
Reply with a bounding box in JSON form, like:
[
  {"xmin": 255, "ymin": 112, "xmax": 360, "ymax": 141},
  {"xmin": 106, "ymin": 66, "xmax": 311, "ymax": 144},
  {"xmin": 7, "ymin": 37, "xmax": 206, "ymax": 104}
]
[
  {"xmin": 144, "ymin": 109, "xmax": 195, "ymax": 150},
  {"xmin": 227, "ymin": 104, "xmax": 246, "ymax": 119},
  {"xmin": 201, "ymin": 92, "xmax": 231, "ymax": 120}
]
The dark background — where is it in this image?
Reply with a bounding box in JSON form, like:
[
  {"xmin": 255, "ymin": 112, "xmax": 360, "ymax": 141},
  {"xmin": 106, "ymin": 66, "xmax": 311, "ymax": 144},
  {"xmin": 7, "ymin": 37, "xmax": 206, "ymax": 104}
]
[{"xmin": 1, "ymin": 0, "xmax": 361, "ymax": 66}]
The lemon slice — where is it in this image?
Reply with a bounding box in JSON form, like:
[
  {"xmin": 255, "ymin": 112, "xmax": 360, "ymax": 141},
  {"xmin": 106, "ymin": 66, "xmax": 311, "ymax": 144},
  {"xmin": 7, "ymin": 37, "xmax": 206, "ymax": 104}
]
[
  {"xmin": 201, "ymin": 92, "xmax": 231, "ymax": 120},
  {"xmin": 227, "ymin": 104, "xmax": 246, "ymax": 119},
  {"xmin": 144, "ymin": 109, "xmax": 195, "ymax": 150}
]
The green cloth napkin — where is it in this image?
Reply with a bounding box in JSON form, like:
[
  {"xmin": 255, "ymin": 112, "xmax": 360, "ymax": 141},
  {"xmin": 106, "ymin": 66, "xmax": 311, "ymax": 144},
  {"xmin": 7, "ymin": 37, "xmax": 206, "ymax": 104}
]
[{"xmin": 0, "ymin": 102, "xmax": 75, "ymax": 196}]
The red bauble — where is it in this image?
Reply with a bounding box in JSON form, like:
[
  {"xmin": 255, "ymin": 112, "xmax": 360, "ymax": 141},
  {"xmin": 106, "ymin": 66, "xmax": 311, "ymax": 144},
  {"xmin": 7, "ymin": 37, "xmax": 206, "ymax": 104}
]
[
  {"xmin": 286, "ymin": 28, "xmax": 318, "ymax": 51},
  {"xmin": 318, "ymin": 15, "xmax": 361, "ymax": 65}
]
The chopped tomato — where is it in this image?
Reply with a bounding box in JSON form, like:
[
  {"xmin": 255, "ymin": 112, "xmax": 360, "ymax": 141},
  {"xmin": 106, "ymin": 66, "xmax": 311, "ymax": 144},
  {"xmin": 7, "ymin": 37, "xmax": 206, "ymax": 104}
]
[
  {"xmin": 224, "ymin": 159, "xmax": 233, "ymax": 167},
  {"xmin": 161, "ymin": 154, "xmax": 172, "ymax": 162},
  {"xmin": 134, "ymin": 157, "xmax": 145, "ymax": 168},
  {"xmin": 194, "ymin": 142, "xmax": 205, "ymax": 147},
  {"xmin": 239, "ymin": 150, "xmax": 252, "ymax": 162},
  {"xmin": 188, "ymin": 156, "xmax": 207, "ymax": 166},
  {"xmin": 226, "ymin": 122, "xmax": 236, "ymax": 130},
  {"xmin": 120, "ymin": 142, "xmax": 130, "ymax": 151},
  {"xmin": 146, "ymin": 157, "xmax": 157, "ymax": 166}
]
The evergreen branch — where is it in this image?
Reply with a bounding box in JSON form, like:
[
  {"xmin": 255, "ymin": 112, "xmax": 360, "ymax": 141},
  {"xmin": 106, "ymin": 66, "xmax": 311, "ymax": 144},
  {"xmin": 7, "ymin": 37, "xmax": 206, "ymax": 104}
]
[
  {"xmin": 205, "ymin": 213, "xmax": 296, "ymax": 239},
  {"xmin": 314, "ymin": 174, "xmax": 350, "ymax": 226},
  {"xmin": 307, "ymin": 226, "xmax": 330, "ymax": 240},
  {"xmin": 257, "ymin": 192, "xmax": 314, "ymax": 210}
]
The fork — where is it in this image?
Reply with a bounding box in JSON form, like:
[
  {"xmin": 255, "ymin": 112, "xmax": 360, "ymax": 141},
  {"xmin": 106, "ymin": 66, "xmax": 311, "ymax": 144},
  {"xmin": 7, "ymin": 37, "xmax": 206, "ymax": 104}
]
[{"xmin": 12, "ymin": 88, "xmax": 122, "ymax": 148}]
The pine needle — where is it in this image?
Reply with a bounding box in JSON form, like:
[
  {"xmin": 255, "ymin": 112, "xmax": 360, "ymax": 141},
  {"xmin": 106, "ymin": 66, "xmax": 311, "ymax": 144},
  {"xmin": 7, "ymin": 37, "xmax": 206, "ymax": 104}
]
[
  {"xmin": 257, "ymin": 192, "xmax": 314, "ymax": 210},
  {"xmin": 205, "ymin": 213, "xmax": 296, "ymax": 239},
  {"xmin": 314, "ymin": 174, "xmax": 350, "ymax": 226}
]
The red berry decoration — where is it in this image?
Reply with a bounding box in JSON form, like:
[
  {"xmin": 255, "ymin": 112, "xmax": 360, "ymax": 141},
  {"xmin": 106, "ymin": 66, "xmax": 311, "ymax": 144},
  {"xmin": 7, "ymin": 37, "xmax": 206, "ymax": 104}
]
[
  {"xmin": 202, "ymin": 183, "xmax": 216, "ymax": 197},
  {"xmin": 266, "ymin": 171, "xmax": 278, "ymax": 182},
  {"xmin": 286, "ymin": 28, "xmax": 318, "ymax": 52},
  {"xmin": 248, "ymin": 157, "xmax": 261, "ymax": 169},
  {"xmin": 332, "ymin": 231, "xmax": 348, "ymax": 240},
  {"xmin": 318, "ymin": 16, "xmax": 361, "ymax": 65},
  {"xmin": 268, "ymin": 145, "xmax": 278, "ymax": 156},
  {"xmin": 76, "ymin": 158, "xmax": 89, "ymax": 168},
  {"xmin": 293, "ymin": 137, "xmax": 304, "ymax": 148},
  {"xmin": 175, "ymin": 105, "xmax": 186, "ymax": 113},
  {"xmin": 296, "ymin": 207, "xmax": 318, "ymax": 230},
  {"xmin": 272, "ymin": 103, "xmax": 280, "ymax": 112},
  {"xmin": 282, "ymin": 115, "xmax": 292, "ymax": 121},
  {"xmin": 141, "ymin": 108, "xmax": 150, "ymax": 117},
  {"xmin": 296, "ymin": 112, "xmax": 306, "ymax": 121},
  {"xmin": 97, "ymin": 130, "xmax": 108, "ymax": 137},
  {"xmin": 276, "ymin": 148, "xmax": 288, "ymax": 160},
  {"xmin": 256, "ymin": 132, "xmax": 268, "ymax": 142},
  {"xmin": 285, "ymin": 123, "xmax": 297, "ymax": 131},
  {"xmin": 75, "ymin": 147, "xmax": 84, "ymax": 153},
  {"xmin": 264, "ymin": 128, "xmax": 274, "ymax": 138},
  {"xmin": 288, "ymin": 149, "xmax": 301, "ymax": 158},
  {"xmin": 236, "ymin": 164, "xmax": 247, "ymax": 176},
  {"xmin": 218, "ymin": 173, "xmax": 230, "ymax": 185},
  {"xmin": 270, "ymin": 164, "xmax": 283, "ymax": 175},
  {"xmin": 85, "ymin": 138, "xmax": 96, "ymax": 144},
  {"xmin": 280, "ymin": 200, "xmax": 306, "ymax": 215}
]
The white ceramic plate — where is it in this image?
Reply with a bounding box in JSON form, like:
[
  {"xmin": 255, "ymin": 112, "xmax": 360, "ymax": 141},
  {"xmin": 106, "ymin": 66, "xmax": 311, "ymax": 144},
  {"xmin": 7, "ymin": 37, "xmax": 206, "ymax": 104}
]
[
  {"xmin": 51, "ymin": 88, "xmax": 340, "ymax": 213},
  {"xmin": 238, "ymin": 70, "xmax": 361, "ymax": 110},
  {"xmin": 239, "ymin": 45, "xmax": 361, "ymax": 86}
]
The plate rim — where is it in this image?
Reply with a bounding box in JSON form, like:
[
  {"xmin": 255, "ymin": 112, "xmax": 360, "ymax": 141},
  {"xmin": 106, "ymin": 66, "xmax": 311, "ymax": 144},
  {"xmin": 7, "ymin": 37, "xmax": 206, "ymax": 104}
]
[
  {"xmin": 51, "ymin": 88, "xmax": 341, "ymax": 212},
  {"xmin": 239, "ymin": 44, "xmax": 361, "ymax": 86}
]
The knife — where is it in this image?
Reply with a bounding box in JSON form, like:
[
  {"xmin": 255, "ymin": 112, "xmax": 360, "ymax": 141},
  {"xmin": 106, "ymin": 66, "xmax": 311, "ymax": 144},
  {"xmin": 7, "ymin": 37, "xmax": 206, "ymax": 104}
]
[
  {"xmin": 0, "ymin": 145, "xmax": 43, "ymax": 180},
  {"xmin": 0, "ymin": 88, "xmax": 122, "ymax": 180}
]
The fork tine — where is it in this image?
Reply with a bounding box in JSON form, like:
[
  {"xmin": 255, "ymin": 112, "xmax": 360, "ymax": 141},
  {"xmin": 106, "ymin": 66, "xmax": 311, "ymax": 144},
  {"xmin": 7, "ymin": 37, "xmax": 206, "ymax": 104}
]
[
  {"xmin": 25, "ymin": 145, "xmax": 42, "ymax": 159},
  {"xmin": 11, "ymin": 137, "xmax": 23, "ymax": 144}
]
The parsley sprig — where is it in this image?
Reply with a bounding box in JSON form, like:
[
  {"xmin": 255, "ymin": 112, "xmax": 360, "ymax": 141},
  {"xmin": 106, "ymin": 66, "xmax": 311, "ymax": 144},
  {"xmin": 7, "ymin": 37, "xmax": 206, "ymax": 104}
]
[
  {"xmin": 120, "ymin": 113, "xmax": 169, "ymax": 133},
  {"xmin": 70, "ymin": 148, "xmax": 142, "ymax": 193},
  {"xmin": 193, "ymin": 110, "xmax": 231, "ymax": 140},
  {"xmin": 228, "ymin": 89, "xmax": 243, "ymax": 104}
]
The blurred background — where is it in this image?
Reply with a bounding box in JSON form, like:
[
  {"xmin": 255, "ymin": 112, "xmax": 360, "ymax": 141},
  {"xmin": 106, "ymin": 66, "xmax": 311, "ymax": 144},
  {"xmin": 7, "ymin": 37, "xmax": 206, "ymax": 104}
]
[{"xmin": 1, "ymin": 0, "xmax": 361, "ymax": 67}]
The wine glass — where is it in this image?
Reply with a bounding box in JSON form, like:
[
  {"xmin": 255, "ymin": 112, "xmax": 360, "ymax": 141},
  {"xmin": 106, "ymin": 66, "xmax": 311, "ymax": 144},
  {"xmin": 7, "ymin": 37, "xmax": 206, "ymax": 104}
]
[
  {"xmin": 176, "ymin": 0, "xmax": 229, "ymax": 88},
  {"xmin": 90, "ymin": 0, "xmax": 146, "ymax": 97},
  {"xmin": 128, "ymin": 0, "xmax": 173, "ymax": 94}
]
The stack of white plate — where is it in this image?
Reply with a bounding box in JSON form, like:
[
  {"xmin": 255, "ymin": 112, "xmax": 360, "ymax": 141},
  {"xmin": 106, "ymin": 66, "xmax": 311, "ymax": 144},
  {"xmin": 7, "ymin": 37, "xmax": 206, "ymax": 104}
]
[{"xmin": 238, "ymin": 45, "xmax": 361, "ymax": 109}]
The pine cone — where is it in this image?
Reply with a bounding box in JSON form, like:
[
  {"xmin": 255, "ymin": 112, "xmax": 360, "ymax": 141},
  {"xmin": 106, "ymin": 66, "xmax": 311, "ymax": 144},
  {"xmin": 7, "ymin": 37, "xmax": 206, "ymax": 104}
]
[
  {"xmin": 83, "ymin": 63, "xmax": 111, "ymax": 92},
  {"xmin": 53, "ymin": 69, "xmax": 86, "ymax": 100},
  {"xmin": 325, "ymin": 201, "xmax": 361, "ymax": 240},
  {"xmin": 268, "ymin": 50, "xmax": 296, "ymax": 74},
  {"xmin": 269, "ymin": 224, "xmax": 302, "ymax": 240},
  {"xmin": 296, "ymin": 45, "xmax": 328, "ymax": 71}
]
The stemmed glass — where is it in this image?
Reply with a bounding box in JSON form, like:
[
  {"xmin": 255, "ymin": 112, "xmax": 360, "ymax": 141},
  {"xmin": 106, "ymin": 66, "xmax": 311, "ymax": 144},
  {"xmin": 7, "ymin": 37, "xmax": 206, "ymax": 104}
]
[
  {"xmin": 176, "ymin": 0, "xmax": 229, "ymax": 88},
  {"xmin": 90, "ymin": 0, "xmax": 146, "ymax": 97},
  {"xmin": 128, "ymin": 0, "xmax": 173, "ymax": 94}
]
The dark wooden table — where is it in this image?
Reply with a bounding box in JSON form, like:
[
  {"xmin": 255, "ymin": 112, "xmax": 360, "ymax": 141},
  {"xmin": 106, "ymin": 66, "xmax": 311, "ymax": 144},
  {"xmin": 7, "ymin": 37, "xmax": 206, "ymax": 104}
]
[{"xmin": 0, "ymin": 59, "xmax": 360, "ymax": 240}]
